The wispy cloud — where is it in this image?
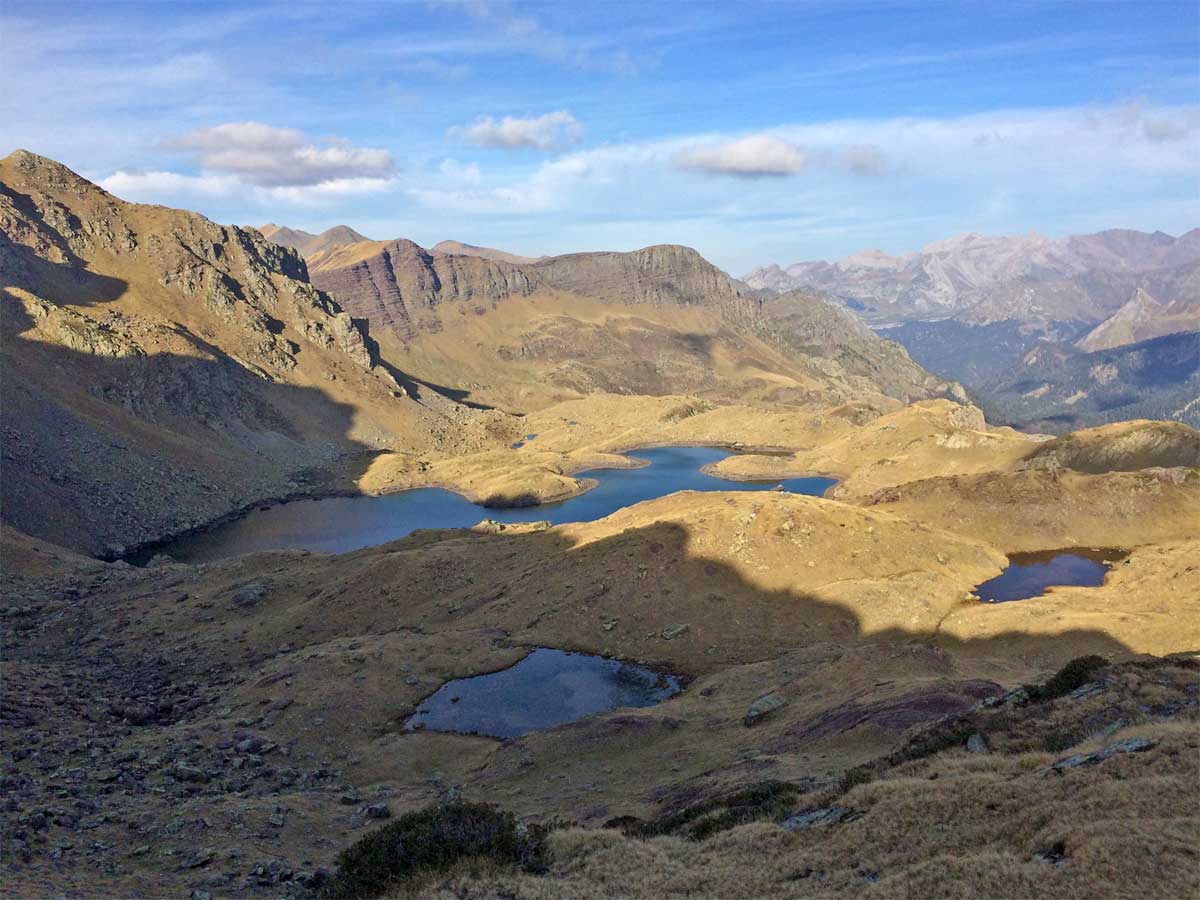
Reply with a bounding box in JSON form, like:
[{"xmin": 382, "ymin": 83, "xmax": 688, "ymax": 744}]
[
  {"xmin": 435, "ymin": 0, "xmax": 649, "ymax": 74},
  {"xmin": 449, "ymin": 111, "xmax": 582, "ymax": 150},
  {"xmin": 673, "ymin": 135, "xmax": 806, "ymax": 177},
  {"xmin": 843, "ymin": 144, "xmax": 886, "ymax": 177}
]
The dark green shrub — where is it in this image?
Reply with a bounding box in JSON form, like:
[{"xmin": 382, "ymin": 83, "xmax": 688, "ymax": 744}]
[
  {"xmin": 631, "ymin": 780, "xmax": 801, "ymax": 841},
  {"xmin": 1041, "ymin": 724, "xmax": 1092, "ymax": 753},
  {"xmin": 837, "ymin": 765, "xmax": 876, "ymax": 794},
  {"xmin": 1028, "ymin": 655, "xmax": 1109, "ymax": 703},
  {"xmin": 324, "ymin": 801, "xmax": 547, "ymax": 899},
  {"xmin": 887, "ymin": 719, "xmax": 977, "ymax": 767}
]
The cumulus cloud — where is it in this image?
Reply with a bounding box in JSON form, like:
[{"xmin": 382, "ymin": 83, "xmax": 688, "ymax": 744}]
[
  {"xmin": 673, "ymin": 135, "xmax": 806, "ymax": 177},
  {"xmin": 161, "ymin": 122, "xmax": 396, "ymax": 187},
  {"xmin": 449, "ymin": 111, "xmax": 582, "ymax": 150}
]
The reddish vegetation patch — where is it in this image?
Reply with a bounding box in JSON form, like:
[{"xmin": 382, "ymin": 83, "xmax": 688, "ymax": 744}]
[{"xmin": 765, "ymin": 680, "xmax": 1003, "ymax": 752}]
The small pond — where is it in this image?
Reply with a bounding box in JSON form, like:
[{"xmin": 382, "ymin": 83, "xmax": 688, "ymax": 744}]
[
  {"xmin": 139, "ymin": 446, "xmax": 836, "ymax": 563},
  {"xmin": 403, "ymin": 648, "xmax": 682, "ymax": 739},
  {"xmin": 975, "ymin": 549, "xmax": 1126, "ymax": 602}
]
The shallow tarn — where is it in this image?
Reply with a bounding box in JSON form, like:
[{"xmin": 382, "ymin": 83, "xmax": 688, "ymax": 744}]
[
  {"xmin": 403, "ymin": 648, "xmax": 682, "ymax": 739},
  {"xmin": 974, "ymin": 548, "xmax": 1128, "ymax": 602}
]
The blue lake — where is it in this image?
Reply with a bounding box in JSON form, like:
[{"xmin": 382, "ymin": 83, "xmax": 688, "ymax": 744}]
[
  {"xmin": 404, "ymin": 648, "xmax": 682, "ymax": 739},
  {"xmin": 146, "ymin": 446, "xmax": 836, "ymax": 563},
  {"xmin": 975, "ymin": 549, "xmax": 1124, "ymax": 602}
]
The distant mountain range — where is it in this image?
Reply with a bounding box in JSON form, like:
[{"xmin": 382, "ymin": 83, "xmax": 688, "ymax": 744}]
[
  {"xmin": 745, "ymin": 228, "xmax": 1200, "ymax": 329},
  {"xmin": 747, "ymin": 229, "xmax": 1200, "ymax": 431}
]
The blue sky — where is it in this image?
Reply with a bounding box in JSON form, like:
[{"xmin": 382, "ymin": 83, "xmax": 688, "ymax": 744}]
[{"xmin": 2, "ymin": 0, "xmax": 1197, "ymax": 273}]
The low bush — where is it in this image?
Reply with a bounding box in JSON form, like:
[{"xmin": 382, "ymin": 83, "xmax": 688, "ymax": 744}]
[
  {"xmin": 1026, "ymin": 655, "xmax": 1109, "ymax": 704},
  {"xmin": 323, "ymin": 801, "xmax": 548, "ymax": 899},
  {"xmin": 629, "ymin": 780, "xmax": 802, "ymax": 841}
]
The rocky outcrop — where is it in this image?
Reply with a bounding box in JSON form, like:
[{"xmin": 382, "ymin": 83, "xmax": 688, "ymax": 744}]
[{"xmin": 1018, "ymin": 420, "xmax": 1200, "ymax": 473}]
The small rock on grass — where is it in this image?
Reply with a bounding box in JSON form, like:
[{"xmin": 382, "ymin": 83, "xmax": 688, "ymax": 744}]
[{"xmin": 744, "ymin": 692, "xmax": 787, "ymax": 727}]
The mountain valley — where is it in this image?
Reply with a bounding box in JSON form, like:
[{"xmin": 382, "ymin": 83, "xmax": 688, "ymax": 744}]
[
  {"xmin": 2, "ymin": 153, "xmax": 1198, "ymax": 900},
  {"xmin": 747, "ymin": 229, "xmax": 1200, "ymax": 432}
]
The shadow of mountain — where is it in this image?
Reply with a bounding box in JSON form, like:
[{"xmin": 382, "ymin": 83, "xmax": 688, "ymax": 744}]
[
  {"xmin": 0, "ymin": 243, "xmax": 379, "ymax": 556},
  {"xmin": 166, "ymin": 514, "xmax": 1138, "ymax": 687},
  {"xmin": 350, "ymin": 315, "xmax": 500, "ymax": 411}
]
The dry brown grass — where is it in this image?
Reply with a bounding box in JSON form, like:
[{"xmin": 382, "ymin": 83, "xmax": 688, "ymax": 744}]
[{"xmin": 407, "ymin": 718, "xmax": 1199, "ymax": 899}]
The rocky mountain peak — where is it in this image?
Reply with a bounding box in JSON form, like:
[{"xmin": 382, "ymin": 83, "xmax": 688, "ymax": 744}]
[{"xmin": 431, "ymin": 240, "xmax": 543, "ymax": 265}]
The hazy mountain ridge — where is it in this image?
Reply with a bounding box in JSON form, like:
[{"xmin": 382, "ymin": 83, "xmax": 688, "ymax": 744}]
[
  {"xmin": 750, "ymin": 228, "xmax": 1200, "ymax": 430},
  {"xmin": 746, "ymin": 228, "xmax": 1200, "ymax": 328}
]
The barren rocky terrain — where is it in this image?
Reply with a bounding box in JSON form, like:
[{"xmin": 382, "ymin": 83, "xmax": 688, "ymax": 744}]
[{"xmin": 2, "ymin": 153, "xmax": 1198, "ymax": 899}]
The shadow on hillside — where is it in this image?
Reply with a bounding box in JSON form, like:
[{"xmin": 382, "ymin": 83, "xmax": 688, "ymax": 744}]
[
  {"xmin": 458, "ymin": 519, "xmax": 1139, "ymax": 668},
  {"xmin": 352, "ymin": 316, "xmax": 499, "ymax": 411},
  {"xmin": 0, "ymin": 233, "xmax": 381, "ymax": 557},
  {"xmin": 183, "ymin": 515, "xmax": 1145, "ymax": 685}
]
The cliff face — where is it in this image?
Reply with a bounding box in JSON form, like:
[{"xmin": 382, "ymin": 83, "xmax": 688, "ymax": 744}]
[
  {"xmin": 0, "ymin": 151, "xmax": 501, "ymax": 553},
  {"xmin": 531, "ymin": 244, "xmax": 750, "ymax": 310},
  {"xmin": 310, "ymin": 238, "xmax": 537, "ymax": 340}
]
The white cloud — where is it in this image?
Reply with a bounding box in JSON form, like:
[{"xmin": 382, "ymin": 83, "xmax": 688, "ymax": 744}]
[
  {"xmin": 673, "ymin": 135, "xmax": 806, "ymax": 177},
  {"xmin": 100, "ymin": 169, "xmax": 393, "ymax": 208},
  {"xmin": 161, "ymin": 122, "xmax": 397, "ymax": 187},
  {"xmin": 449, "ymin": 111, "xmax": 582, "ymax": 150}
]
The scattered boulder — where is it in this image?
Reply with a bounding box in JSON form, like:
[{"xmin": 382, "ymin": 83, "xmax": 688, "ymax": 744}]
[
  {"xmin": 1049, "ymin": 737, "xmax": 1157, "ymax": 773},
  {"xmin": 228, "ymin": 581, "xmax": 269, "ymax": 609},
  {"xmin": 184, "ymin": 847, "xmax": 215, "ymax": 869},
  {"xmin": 966, "ymin": 733, "xmax": 988, "ymax": 754},
  {"xmin": 744, "ymin": 692, "xmax": 788, "ymax": 727},
  {"xmin": 660, "ymin": 623, "xmax": 689, "ymax": 641},
  {"xmin": 782, "ymin": 806, "xmax": 858, "ymax": 831}
]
